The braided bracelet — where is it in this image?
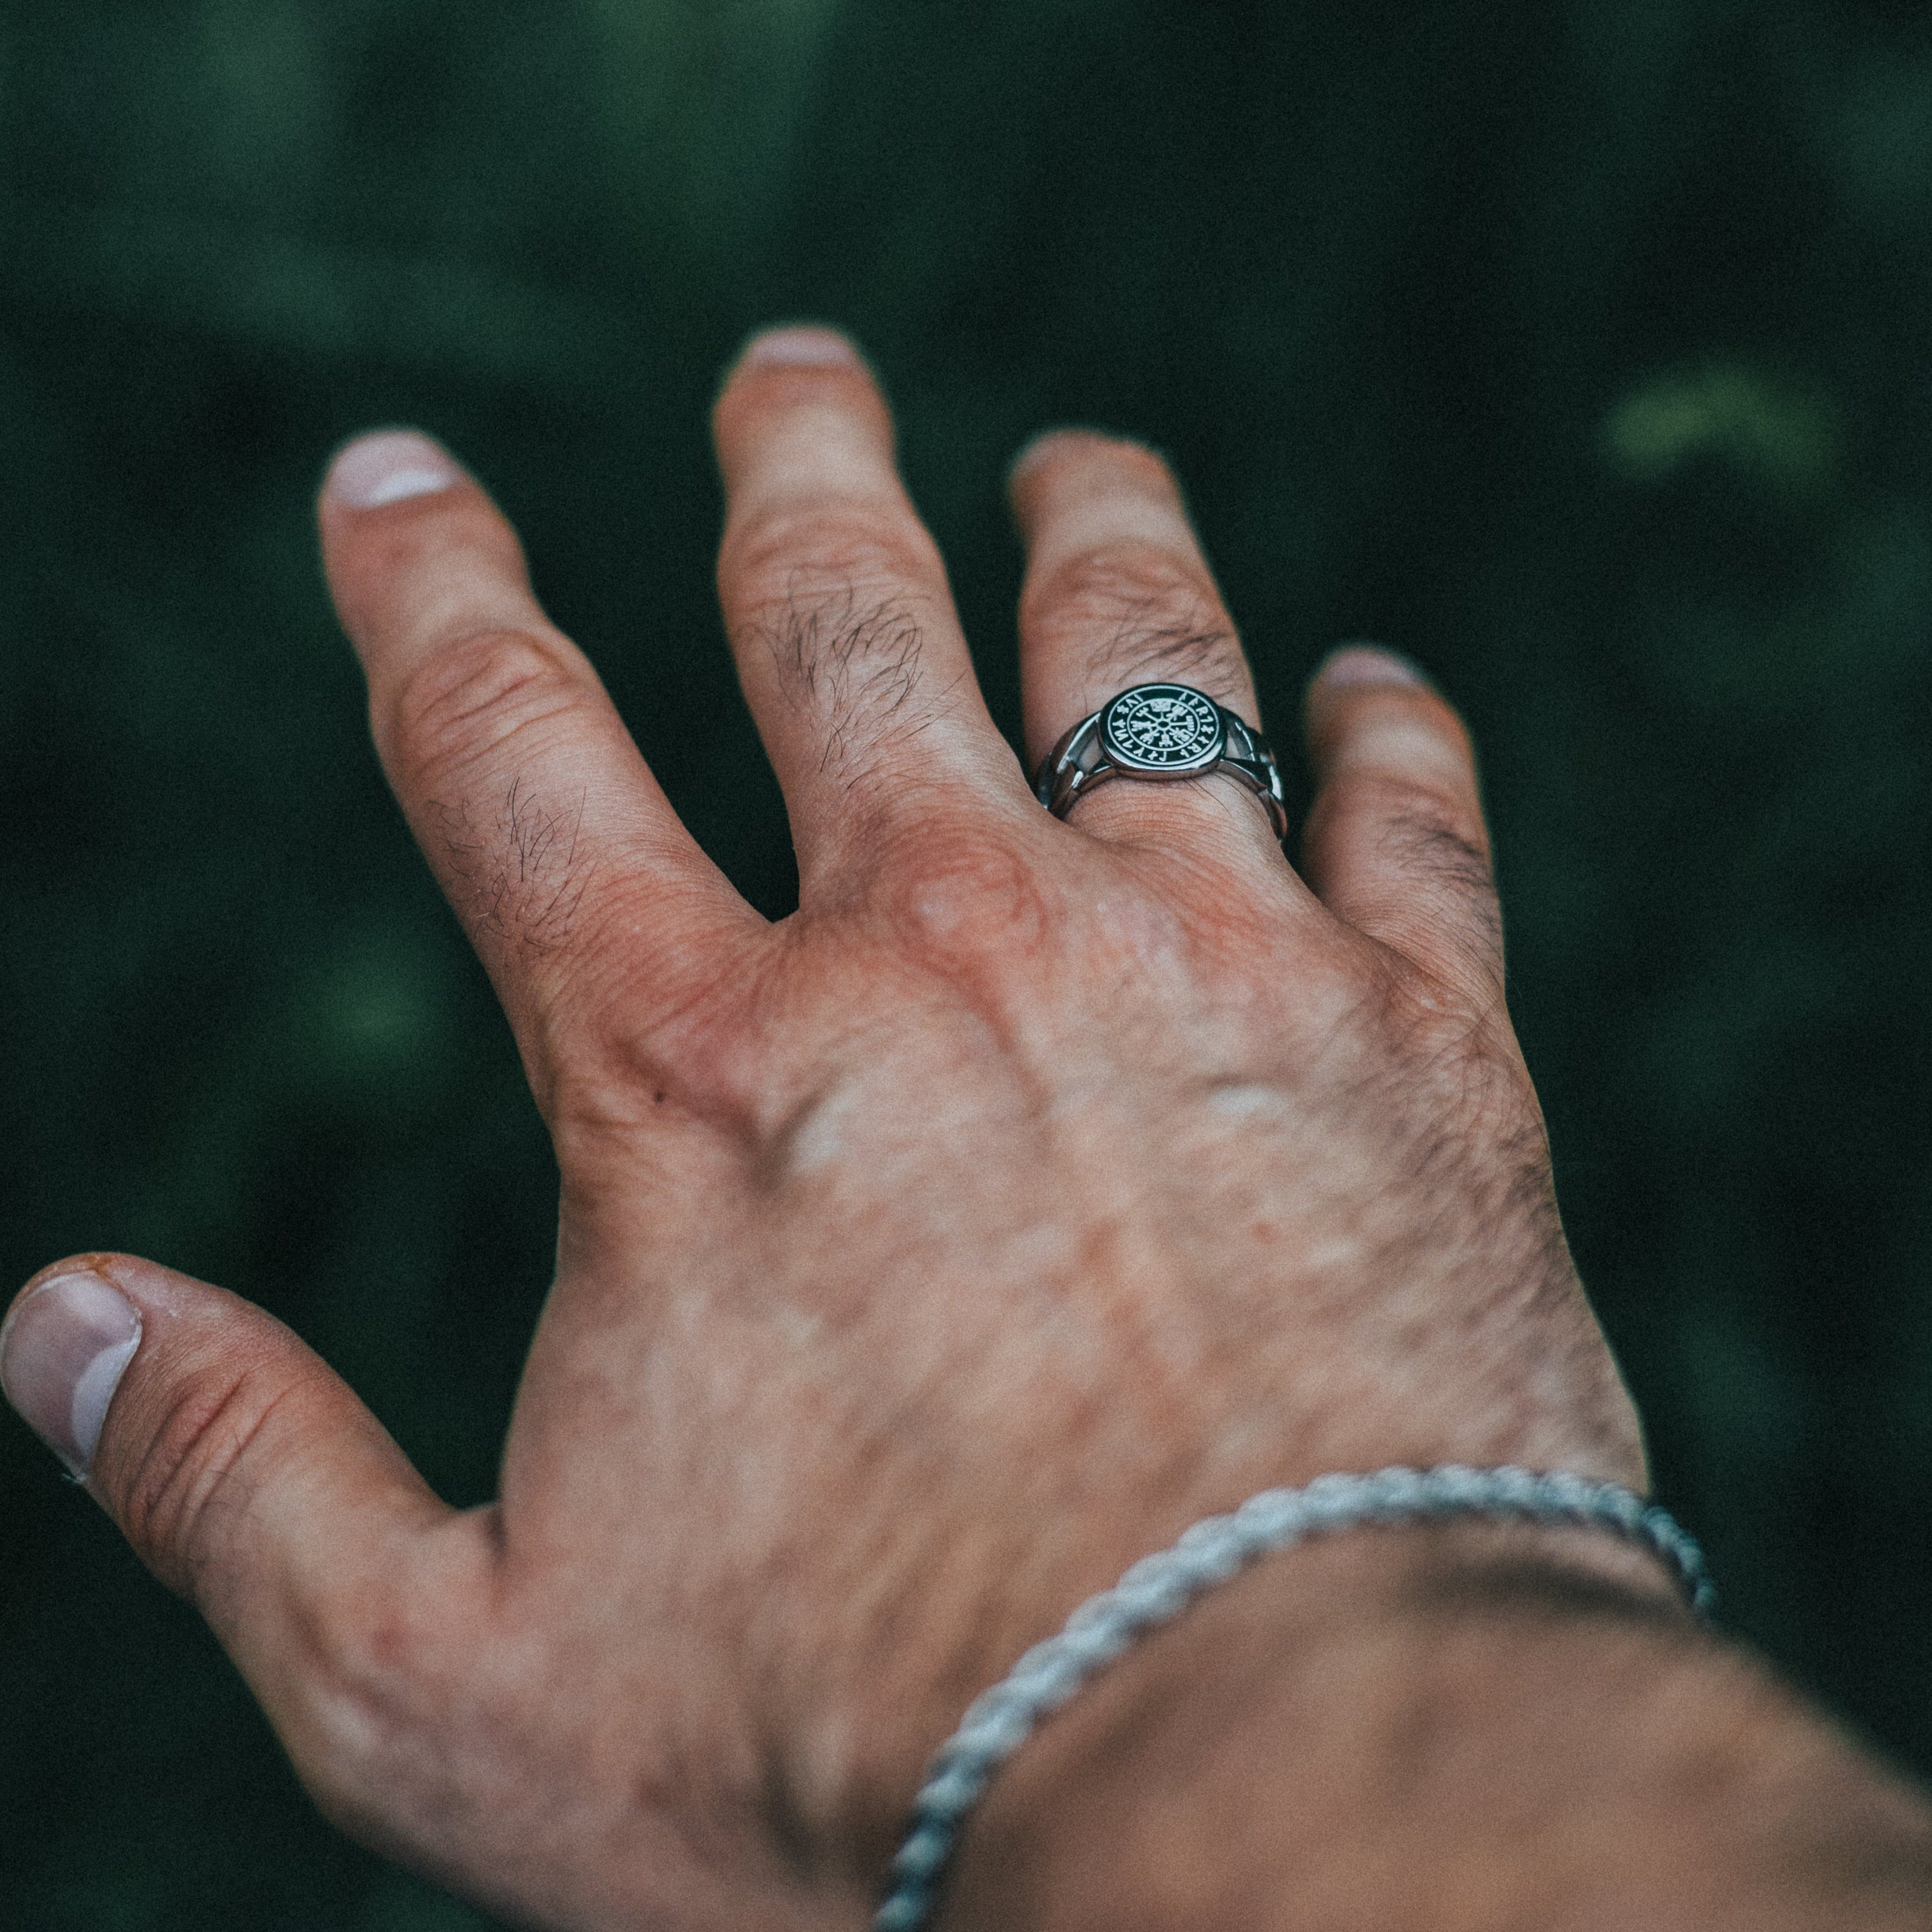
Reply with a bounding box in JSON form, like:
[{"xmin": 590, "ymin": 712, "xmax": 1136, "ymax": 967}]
[{"xmin": 874, "ymin": 1464, "xmax": 1712, "ymax": 1931}]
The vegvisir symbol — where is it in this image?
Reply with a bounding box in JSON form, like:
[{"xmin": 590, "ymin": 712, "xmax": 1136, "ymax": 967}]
[{"xmin": 1104, "ymin": 685, "xmax": 1222, "ymax": 768}]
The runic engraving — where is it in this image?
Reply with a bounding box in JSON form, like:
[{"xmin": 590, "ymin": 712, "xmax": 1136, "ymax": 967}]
[{"xmin": 1101, "ymin": 684, "xmax": 1223, "ymax": 771}]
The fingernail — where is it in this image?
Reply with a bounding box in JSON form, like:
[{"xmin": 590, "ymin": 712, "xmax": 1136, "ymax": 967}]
[
  {"xmin": 1007, "ymin": 425, "xmax": 1115, "ymax": 487},
  {"xmin": 325, "ymin": 430, "xmax": 461, "ymax": 509},
  {"xmin": 1, "ymin": 1271, "xmax": 142, "ymax": 1479},
  {"xmin": 1314, "ymin": 643, "xmax": 1432, "ymax": 691},
  {"xmin": 737, "ymin": 325, "xmax": 863, "ymax": 370}
]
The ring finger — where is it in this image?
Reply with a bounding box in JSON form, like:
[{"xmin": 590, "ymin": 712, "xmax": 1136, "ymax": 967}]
[{"xmin": 1008, "ymin": 430, "xmax": 1279, "ymax": 860}]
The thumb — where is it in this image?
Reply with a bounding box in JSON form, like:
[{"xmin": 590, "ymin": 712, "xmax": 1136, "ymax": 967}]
[{"xmin": 1, "ymin": 1253, "xmax": 476, "ymax": 1814}]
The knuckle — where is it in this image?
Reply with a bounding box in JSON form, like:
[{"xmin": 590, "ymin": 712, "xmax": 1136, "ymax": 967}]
[
  {"xmin": 117, "ymin": 1357, "xmax": 303, "ymax": 1595},
  {"xmin": 1377, "ymin": 801, "xmax": 1505, "ymax": 977},
  {"xmin": 1381, "ymin": 806, "xmax": 1496, "ymax": 903},
  {"xmin": 545, "ymin": 923, "xmax": 781, "ymax": 1148},
  {"xmin": 1309, "ymin": 769, "xmax": 1507, "ymax": 998},
  {"xmin": 297, "ymin": 1581, "xmax": 449, "ymax": 1787},
  {"xmin": 558, "ymin": 936, "xmax": 758, "ymax": 1123},
  {"xmin": 1026, "ymin": 545, "xmax": 1237, "ymax": 683},
  {"xmin": 722, "ymin": 505, "xmax": 941, "ymax": 621},
  {"xmin": 285, "ymin": 1576, "xmax": 489, "ymax": 1861},
  {"xmin": 868, "ymin": 819, "xmax": 1059, "ymax": 976},
  {"xmin": 1324, "ymin": 771, "xmax": 1494, "ymax": 886},
  {"xmin": 1031, "ymin": 543, "xmax": 1205, "ymax": 621},
  {"xmin": 387, "ymin": 627, "xmax": 586, "ymax": 783}
]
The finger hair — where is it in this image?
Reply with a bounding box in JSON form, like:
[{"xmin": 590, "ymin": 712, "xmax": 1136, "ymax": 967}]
[
  {"xmin": 760, "ymin": 586, "xmax": 939, "ymax": 777},
  {"xmin": 1095, "ymin": 595, "xmax": 1239, "ymax": 688},
  {"xmin": 1378, "ymin": 812, "xmax": 1504, "ymax": 958},
  {"xmin": 1380, "ymin": 814, "xmax": 1494, "ymax": 894},
  {"xmin": 1029, "ymin": 549, "xmax": 1239, "ymax": 693},
  {"xmin": 432, "ymin": 777, "xmax": 590, "ymax": 958}
]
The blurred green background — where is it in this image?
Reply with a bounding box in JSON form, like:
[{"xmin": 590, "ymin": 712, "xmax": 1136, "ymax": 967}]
[{"xmin": 1, "ymin": 0, "xmax": 1929, "ymax": 1924}]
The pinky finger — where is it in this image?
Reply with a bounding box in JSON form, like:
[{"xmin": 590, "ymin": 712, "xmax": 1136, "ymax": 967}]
[{"xmin": 1300, "ymin": 647, "xmax": 1505, "ymax": 1000}]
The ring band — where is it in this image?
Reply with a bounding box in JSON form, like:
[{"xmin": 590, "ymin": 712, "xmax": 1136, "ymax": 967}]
[{"xmin": 1033, "ymin": 682, "xmax": 1288, "ymax": 840}]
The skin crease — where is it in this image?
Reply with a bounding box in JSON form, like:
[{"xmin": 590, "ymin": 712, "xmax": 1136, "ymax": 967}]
[{"xmin": 8, "ymin": 332, "xmax": 1928, "ymax": 1932}]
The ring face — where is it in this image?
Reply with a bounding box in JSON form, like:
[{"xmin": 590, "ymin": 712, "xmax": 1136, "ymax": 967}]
[
  {"xmin": 1036, "ymin": 679, "xmax": 1288, "ymax": 841},
  {"xmin": 1099, "ymin": 683, "xmax": 1224, "ymax": 774}
]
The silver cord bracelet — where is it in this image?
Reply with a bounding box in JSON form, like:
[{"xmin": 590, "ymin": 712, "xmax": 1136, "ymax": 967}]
[{"xmin": 874, "ymin": 1464, "xmax": 1712, "ymax": 1932}]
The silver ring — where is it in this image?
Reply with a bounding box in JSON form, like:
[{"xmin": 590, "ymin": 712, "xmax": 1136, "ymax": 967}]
[{"xmin": 1033, "ymin": 682, "xmax": 1288, "ymax": 841}]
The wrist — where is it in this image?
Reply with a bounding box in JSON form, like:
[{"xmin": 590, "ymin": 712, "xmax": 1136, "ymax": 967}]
[
  {"xmin": 925, "ymin": 1521, "xmax": 1929, "ymax": 1931},
  {"xmin": 935, "ymin": 1517, "xmax": 1682, "ymax": 1927},
  {"xmin": 803, "ymin": 1512, "xmax": 1682, "ymax": 1919}
]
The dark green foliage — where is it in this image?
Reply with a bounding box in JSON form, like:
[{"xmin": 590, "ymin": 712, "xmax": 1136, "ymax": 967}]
[{"xmin": 1, "ymin": 2, "xmax": 1929, "ymax": 1924}]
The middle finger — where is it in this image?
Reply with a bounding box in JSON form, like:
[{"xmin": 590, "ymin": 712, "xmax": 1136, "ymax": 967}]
[{"xmin": 712, "ymin": 329, "xmax": 1028, "ymax": 886}]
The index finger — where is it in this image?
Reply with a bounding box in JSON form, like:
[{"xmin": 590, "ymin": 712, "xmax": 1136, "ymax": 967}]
[{"xmin": 320, "ymin": 432, "xmax": 759, "ymax": 1111}]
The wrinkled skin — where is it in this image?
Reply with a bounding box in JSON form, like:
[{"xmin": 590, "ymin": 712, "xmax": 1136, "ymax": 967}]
[{"xmin": 2, "ymin": 332, "xmax": 1645, "ymax": 1931}]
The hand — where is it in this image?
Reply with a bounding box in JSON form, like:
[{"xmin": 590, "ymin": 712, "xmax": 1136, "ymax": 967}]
[{"xmin": 4, "ymin": 327, "xmax": 1658, "ymax": 1929}]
